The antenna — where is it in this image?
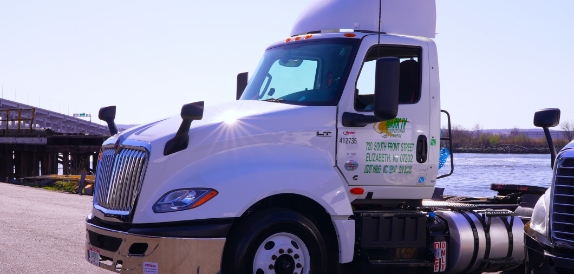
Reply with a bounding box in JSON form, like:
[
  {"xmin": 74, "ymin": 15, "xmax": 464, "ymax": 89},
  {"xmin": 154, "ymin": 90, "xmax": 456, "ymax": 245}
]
[{"xmin": 378, "ymin": 0, "xmax": 381, "ymax": 57}]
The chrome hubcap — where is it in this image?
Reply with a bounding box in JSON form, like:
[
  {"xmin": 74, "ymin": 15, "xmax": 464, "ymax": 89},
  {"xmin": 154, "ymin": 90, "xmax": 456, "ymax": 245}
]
[{"xmin": 253, "ymin": 232, "xmax": 310, "ymax": 274}]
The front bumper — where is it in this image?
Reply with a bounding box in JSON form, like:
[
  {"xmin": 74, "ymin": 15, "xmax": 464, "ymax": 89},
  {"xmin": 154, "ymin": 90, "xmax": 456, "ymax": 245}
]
[
  {"xmin": 85, "ymin": 221, "xmax": 226, "ymax": 273},
  {"xmin": 525, "ymin": 232, "xmax": 574, "ymax": 274}
]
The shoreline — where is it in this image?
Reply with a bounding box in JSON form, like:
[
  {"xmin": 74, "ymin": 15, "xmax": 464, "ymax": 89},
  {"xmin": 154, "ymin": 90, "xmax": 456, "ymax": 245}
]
[{"xmin": 452, "ymin": 145, "xmax": 549, "ymax": 154}]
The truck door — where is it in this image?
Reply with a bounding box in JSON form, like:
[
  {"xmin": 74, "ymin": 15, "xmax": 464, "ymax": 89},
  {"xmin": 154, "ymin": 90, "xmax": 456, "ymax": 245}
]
[{"xmin": 337, "ymin": 39, "xmax": 431, "ymax": 187}]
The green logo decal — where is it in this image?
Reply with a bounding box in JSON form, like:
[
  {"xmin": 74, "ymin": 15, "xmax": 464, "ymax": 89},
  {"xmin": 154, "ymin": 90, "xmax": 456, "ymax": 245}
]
[
  {"xmin": 430, "ymin": 138, "xmax": 436, "ymax": 146},
  {"xmin": 373, "ymin": 118, "xmax": 409, "ymax": 138}
]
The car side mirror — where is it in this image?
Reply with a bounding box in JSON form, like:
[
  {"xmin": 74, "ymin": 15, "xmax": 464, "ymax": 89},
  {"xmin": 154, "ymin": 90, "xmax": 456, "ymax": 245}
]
[
  {"xmin": 374, "ymin": 57, "xmax": 400, "ymax": 121},
  {"xmin": 533, "ymin": 108, "xmax": 561, "ymax": 168},
  {"xmin": 98, "ymin": 106, "xmax": 118, "ymax": 135}
]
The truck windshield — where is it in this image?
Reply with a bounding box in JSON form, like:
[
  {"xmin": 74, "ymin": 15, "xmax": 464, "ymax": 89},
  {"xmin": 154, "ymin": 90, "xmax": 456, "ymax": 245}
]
[{"xmin": 240, "ymin": 39, "xmax": 358, "ymax": 106}]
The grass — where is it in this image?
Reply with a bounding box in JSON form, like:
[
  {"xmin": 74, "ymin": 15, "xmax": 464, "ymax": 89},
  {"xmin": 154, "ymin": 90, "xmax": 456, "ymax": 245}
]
[{"xmin": 42, "ymin": 181, "xmax": 78, "ymax": 193}]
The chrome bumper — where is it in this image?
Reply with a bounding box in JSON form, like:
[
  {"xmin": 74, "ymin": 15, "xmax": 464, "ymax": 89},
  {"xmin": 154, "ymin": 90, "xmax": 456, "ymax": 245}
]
[{"xmin": 85, "ymin": 222, "xmax": 225, "ymax": 273}]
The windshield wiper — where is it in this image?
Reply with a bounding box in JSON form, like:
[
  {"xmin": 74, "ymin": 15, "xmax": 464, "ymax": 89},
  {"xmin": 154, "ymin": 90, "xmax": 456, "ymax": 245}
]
[{"xmin": 261, "ymin": 98, "xmax": 285, "ymax": 103}]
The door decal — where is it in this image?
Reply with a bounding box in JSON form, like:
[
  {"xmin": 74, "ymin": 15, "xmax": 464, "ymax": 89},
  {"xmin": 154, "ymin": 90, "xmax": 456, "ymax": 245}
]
[
  {"xmin": 344, "ymin": 160, "xmax": 359, "ymax": 171},
  {"xmin": 373, "ymin": 118, "xmax": 409, "ymax": 138}
]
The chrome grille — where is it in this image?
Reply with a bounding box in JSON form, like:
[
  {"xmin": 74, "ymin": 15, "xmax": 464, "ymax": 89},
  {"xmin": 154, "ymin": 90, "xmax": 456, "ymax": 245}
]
[
  {"xmin": 552, "ymin": 157, "xmax": 574, "ymax": 245},
  {"xmin": 95, "ymin": 146, "xmax": 149, "ymax": 213}
]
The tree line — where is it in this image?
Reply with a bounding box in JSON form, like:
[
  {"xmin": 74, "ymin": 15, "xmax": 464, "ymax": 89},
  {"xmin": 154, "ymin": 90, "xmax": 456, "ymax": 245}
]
[{"xmin": 442, "ymin": 120, "xmax": 574, "ymax": 153}]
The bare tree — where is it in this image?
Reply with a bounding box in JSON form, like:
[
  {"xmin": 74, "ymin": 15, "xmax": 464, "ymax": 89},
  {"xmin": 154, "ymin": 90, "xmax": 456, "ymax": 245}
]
[
  {"xmin": 509, "ymin": 127, "xmax": 521, "ymax": 137},
  {"xmin": 471, "ymin": 123, "xmax": 483, "ymax": 138},
  {"xmin": 561, "ymin": 120, "xmax": 574, "ymax": 141}
]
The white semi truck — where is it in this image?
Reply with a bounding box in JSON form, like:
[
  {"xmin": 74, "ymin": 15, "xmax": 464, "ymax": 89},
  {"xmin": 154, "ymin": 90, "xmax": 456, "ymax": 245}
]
[{"xmin": 85, "ymin": 0, "xmax": 541, "ymax": 273}]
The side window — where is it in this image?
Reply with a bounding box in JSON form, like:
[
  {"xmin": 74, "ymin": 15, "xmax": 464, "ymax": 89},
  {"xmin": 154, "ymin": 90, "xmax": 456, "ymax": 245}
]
[
  {"xmin": 354, "ymin": 46, "xmax": 421, "ymax": 111},
  {"xmin": 355, "ymin": 60, "xmax": 377, "ymax": 110}
]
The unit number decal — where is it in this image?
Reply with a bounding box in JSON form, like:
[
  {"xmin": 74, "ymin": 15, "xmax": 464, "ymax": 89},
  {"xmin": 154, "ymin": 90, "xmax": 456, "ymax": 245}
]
[{"xmin": 339, "ymin": 137, "xmax": 357, "ymax": 144}]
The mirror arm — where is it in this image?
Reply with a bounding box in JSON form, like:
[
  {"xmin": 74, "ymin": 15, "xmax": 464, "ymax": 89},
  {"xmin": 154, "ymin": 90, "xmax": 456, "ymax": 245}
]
[
  {"xmin": 543, "ymin": 127, "xmax": 557, "ymax": 168},
  {"xmin": 342, "ymin": 112, "xmax": 381, "ymax": 127}
]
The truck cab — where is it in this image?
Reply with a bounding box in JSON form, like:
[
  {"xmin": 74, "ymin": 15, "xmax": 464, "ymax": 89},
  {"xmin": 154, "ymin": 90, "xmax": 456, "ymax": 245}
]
[
  {"xmin": 85, "ymin": 1, "xmax": 525, "ymax": 273},
  {"xmin": 239, "ymin": 30, "xmax": 439, "ymax": 197},
  {"xmin": 525, "ymin": 108, "xmax": 574, "ymax": 274}
]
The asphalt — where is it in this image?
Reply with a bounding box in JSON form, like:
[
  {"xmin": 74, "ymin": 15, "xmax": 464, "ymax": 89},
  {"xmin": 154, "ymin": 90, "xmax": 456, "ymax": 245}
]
[{"xmin": 0, "ymin": 183, "xmax": 108, "ymax": 274}]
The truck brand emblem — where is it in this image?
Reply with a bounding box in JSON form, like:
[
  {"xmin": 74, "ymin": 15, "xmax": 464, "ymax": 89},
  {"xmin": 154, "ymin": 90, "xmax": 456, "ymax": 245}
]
[
  {"xmin": 113, "ymin": 136, "xmax": 125, "ymax": 154},
  {"xmin": 352, "ymin": 175, "xmax": 358, "ymax": 180},
  {"xmin": 316, "ymin": 131, "xmax": 332, "ymax": 137},
  {"xmin": 343, "ymin": 131, "xmax": 355, "ymax": 135},
  {"xmin": 114, "ymin": 139, "xmax": 122, "ymax": 154},
  {"xmin": 344, "ymin": 160, "xmax": 359, "ymax": 171}
]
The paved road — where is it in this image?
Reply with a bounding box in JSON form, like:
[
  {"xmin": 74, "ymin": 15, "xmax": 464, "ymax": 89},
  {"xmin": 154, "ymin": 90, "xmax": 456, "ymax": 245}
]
[{"xmin": 0, "ymin": 183, "xmax": 108, "ymax": 274}]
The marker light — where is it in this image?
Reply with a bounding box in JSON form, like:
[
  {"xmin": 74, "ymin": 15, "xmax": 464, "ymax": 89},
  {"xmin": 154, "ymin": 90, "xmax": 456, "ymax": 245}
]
[
  {"xmin": 304, "ymin": 34, "xmax": 313, "ymax": 39},
  {"xmin": 344, "ymin": 33, "xmax": 356, "ymax": 38},
  {"xmin": 285, "ymin": 38, "xmax": 292, "ymax": 42},
  {"xmin": 152, "ymin": 189, "xmax": 218, "ymax": 213},
  {"xmin": 350, "ymin": 188, "xmax": 364, "ymax": 195},
  {"xmin": 294, "ymin": 36, "xmax": 302, "ymax": 41}
]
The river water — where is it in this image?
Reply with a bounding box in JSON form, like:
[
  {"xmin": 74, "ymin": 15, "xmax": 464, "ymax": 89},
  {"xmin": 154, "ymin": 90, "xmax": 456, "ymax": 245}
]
[{"xmin": 436, "ymin": 153, "xmax": 553, "ymax": 197}]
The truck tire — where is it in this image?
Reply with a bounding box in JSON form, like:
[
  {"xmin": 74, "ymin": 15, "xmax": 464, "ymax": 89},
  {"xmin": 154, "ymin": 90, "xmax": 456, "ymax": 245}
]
[{"xmin": 222, "ymin": 208, "xmax": 335, "ymax": 274}]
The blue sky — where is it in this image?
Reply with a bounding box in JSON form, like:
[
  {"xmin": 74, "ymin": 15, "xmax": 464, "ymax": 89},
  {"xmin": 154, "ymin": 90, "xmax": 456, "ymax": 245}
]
[{"xmin": 1, "ymin": 0, "xmax": 573, "ymax": 129}]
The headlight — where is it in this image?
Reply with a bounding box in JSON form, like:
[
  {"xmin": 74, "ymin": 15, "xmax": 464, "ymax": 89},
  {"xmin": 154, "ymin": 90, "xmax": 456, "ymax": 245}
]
[
  {"xmin": 152, "ymin": 189, "xmax": 218, "ymax": 213},
  {"xmin": 529, "ymin": 189, "xmax": 553, "ymax": 247}
]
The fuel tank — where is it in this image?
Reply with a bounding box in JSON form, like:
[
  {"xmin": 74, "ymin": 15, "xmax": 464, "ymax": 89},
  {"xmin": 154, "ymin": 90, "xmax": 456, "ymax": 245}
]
[{"xmin": 437, "ymin": 210, "xmax": 524, "ymax": 274}]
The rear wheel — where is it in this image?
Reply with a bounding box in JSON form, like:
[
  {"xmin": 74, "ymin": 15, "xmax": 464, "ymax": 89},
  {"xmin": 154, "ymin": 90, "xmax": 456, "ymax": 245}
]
[{"xmin": 222, "ymin": 208, "xmax": 335, "ymax": 274}]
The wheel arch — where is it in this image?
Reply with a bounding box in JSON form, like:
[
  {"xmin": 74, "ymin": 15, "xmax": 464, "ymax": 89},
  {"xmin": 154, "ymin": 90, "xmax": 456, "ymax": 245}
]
[{"xmin": 226, "ymin": 193, "xmax": 355, "ymax": 265}]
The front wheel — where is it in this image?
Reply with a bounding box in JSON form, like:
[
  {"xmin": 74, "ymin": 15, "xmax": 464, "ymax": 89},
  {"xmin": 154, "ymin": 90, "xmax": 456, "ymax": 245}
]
[
  {"xmin": 222, "ymin": 209, "xmax": 335, "ymax": 274},
  {"xmin": 253, "ymin": 232, "xmax": 310, "ymax": 274}
]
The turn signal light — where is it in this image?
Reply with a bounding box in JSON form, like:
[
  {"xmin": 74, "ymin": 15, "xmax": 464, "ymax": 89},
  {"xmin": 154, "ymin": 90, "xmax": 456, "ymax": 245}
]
[
  {"xmin": 350, "ymin": 188, "xmax": 364, "ymax": 195},
  {"xmin": 191, "ymin": 190, "xmax": 218, "ymax": 208}
]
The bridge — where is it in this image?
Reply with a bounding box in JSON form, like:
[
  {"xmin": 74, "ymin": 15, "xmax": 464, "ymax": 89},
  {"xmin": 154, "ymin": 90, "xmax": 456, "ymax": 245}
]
[
  {"xmin": 0, "ymin": 98, "xmax": 108, "ymax": 135},
  {"xmin": 0, "ymin": 98, "xmax": 113, "ymax": 180}
]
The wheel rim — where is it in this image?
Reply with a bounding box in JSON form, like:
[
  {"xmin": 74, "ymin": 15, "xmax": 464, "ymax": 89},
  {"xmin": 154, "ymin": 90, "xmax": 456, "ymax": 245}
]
[{"xmin": 253, "ymin": 232, "xmax": 310, "ymax": 274}]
